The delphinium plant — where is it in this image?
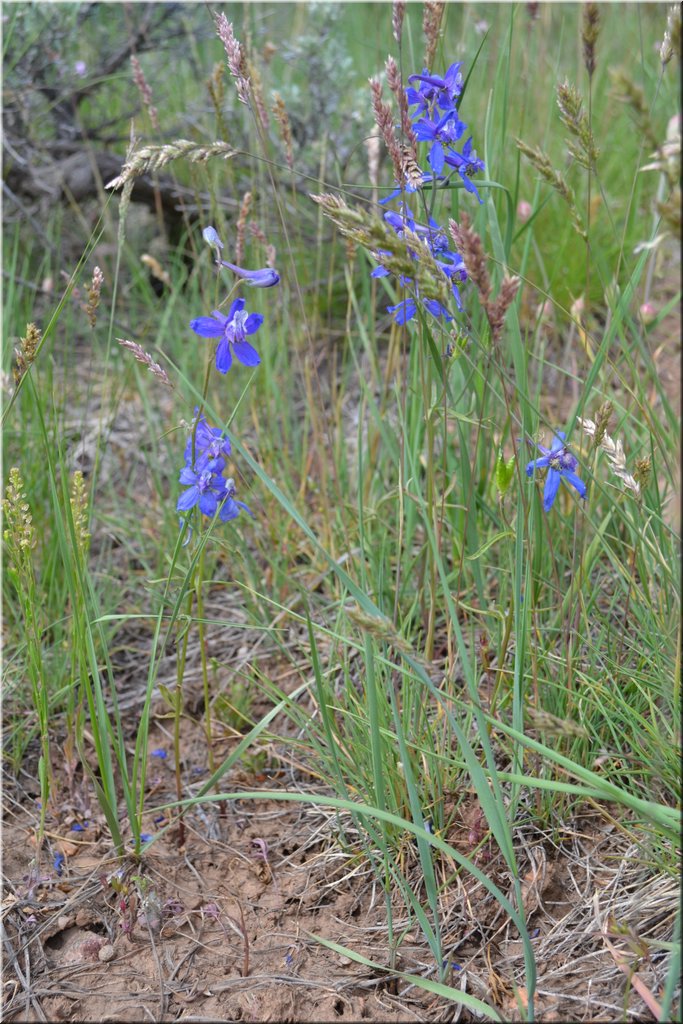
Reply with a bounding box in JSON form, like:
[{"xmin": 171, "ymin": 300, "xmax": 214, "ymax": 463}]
[{"xmin": 159, "ymin": 227, "xmax": 279, "ymax": 844}]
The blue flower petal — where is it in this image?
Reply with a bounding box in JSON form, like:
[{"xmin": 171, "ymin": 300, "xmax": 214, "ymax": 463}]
[
  {"xmin": 215, "ymin": 337, "xmax": 233, "ymax": 374},
  {"xmin": 177, "ymin": 486, "xmax": 199, "ymax": 512},
  {"xmin": 526, "ymin": 455, "xmax": 551, "ymax": 476},
  {"xmin": 190, "ymin": 316, "xmax": 225, "ymax": 338},
  {"xmin": 563, "ymin": 470, "xmax": 587, "ymax": 501},
  {"xmin": 243, "ymin": 313, "xmax": 264, "ymax": 335},
  {"xmin": 232, "ymin": 340, "xmax": 261, "ymax": 367},
  {"xmin": 543, "ymin": 469, "xmax": 562, "ymax": 511}
]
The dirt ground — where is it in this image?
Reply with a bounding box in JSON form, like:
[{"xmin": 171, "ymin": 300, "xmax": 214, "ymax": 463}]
[{"xmin": 2, "ymin": 708, "xmax": 678, "ymax": 1023}]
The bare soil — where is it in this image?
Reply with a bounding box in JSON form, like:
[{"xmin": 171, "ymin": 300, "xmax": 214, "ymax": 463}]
[{"xmin": 2, "ymin": 712, "xmax": 677, "ymax": 1023}]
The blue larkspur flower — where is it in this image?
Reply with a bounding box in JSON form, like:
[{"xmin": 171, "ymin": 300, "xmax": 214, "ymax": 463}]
[
  {"xmin": 216, "ymin": 260, "xmax": 280, "ymax": 288},
  {"xmin": 185, "ymin": 412, "xmax": 231, "ymax": 473},
  {"xmin": 386, "ymin": 298, "xmax": 418, "ymax": 325},
  {"xmin": 406, "ymin": 62, "xmax": 464, "ymax": 117},
  {"xmin": 177, "ymin": 465, "xmax": 227, "ymax": 517},
  {"xmin": 202, "ymin": 225, "xmax": 224, "ymax": 253},
  {"xmin": 190, "ymin": 299, "xmax": 263, "ymax": 374},
  {"xmin": 526, "ymin": 432, "xmax": 587, "ymax": 512},
  {"xmin": 217, "ymin": 477, "xmax": 254, "ymax": 523},
  {"xmin": 443, "ymin": 138, "xmax": 486, "ymax": 201},
  {"xmin": 202, "ymin": 225, "xmax": 280, "ymax": 286},
  {"xmin": 413, "ymin": 109, "xmax": 467, "ymax": 175},
  {"xmin": 178, "ymin": 419, "xmax": 254, "ymax": 528}
]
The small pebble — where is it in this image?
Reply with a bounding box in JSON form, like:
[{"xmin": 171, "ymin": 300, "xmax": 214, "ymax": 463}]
[{"xmin": 98, "ymin": 944, "xmax": 115, "ymax": 963}]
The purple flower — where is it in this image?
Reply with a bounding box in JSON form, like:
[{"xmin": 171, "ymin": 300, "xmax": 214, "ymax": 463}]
[
  {"xmin": 202, "ymin": 225, "xmax": 224, "ymax": 252},
  {"xmin": 73, "ymin": 60, "xmax": 87, "ymax": 78},
  {"xmin": 443, "ymin": 138, "xmax": 486, "ymax": 202},
  {"xmin": 151, "ymin": 749, "xmax": 167, "ymax": 759},
  {"xmin": 185, "ymin": 412, "xmax": 231, "ymax": 472},
  {"xmin": 526, "ymin": 432, "xmax": 587, "ymax": 512},
  {"xmin": 202, "ymin": 225, "xmax": 279, "ymax": 286},
  {"xmin": 406, "ymin": 62, "xmax": 463, "ymax": 118},
  {"xmin": 387, "ymin": 298, "xmax": 418, "ymax": 324},
  {"xmin": 413, "ymin": 109, "xmax": 467, "ymax": 175},
  {"xmin": 54, "ymin": 852, "xmax": 65, "ymax": 876},
  {"xmin": 218, "ymin": 478, "xmax": 254, "ymax": 523},
  {"xmin": 177, "ymin": 466, "xmax": 226, "ymax": 517},
  {"xmin": 130, "ymin": 834, "xmax": 152, "ymax": 845},
  {"xmin": 217, "ymin": 260, "xmax": 280, "ymax": 288},
  {"xmin": 190, "ymin": 299, "xmax": 263, "ymax": 374}
]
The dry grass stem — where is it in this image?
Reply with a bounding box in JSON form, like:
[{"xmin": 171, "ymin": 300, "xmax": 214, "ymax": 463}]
[{"xmin": 140, "ymin": 254, "xmax": 171, "ymax": 290}]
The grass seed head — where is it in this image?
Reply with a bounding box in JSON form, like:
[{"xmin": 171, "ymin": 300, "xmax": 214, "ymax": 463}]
[
  {"xmin": 272, "ymin": 93, "xmax": 294, "ymax": 170},
  {"xmin": 487, "ymin": 275, "xmax": 521, "ymax": 344},
  {"xmin": 581, "ymin": 3, "xmax": 600, "ymax": 78},
  {"xmin": 369, "ymin": 76, "xmax": 405, "ymax": 187},
  {"xmin": 392, "ymin": 1, "xmax": 406, "ymax": 44},
  {"xmin": 236, "ymin": 191, "xmax": 253, "ymax": 265},
  {"xmin": 423, "ymin": 1, "xmax": 445, "ymax": 70},
  {"xmin": 660, "ymin": 3, "xmax": 681, "ymax": 66},
  {"xmin": 13, "ymin": 323, "xmax": 41, "ymax": 386},
  {"xmin": 130, "ymin": 55, "xmax": 159, "ymax": 131},
  {"xmin": 3, "ymin": 467, "xmax": 35, "ymax": 557},
  {"xmin": 70, "ymin": 470, "xmax": 90, "ymax": 556},
  {"xmin": 578, "ymin": 414, "xmax": 641, "ymax": 499},
  {"xmin": 215, "ymin": 12, "xmax": 251, "ymax": 105},
  {"xmin": 118, "ymin": 339, "xmax": 173, "ymax": 388},
  {"xmin": 106, "ymin": 139, "xmax": 237, "ymax": 190},
  {"xmin": 85, "ymin": 266, "xmax": 104, "ymax": 328},
  {"xmin": 557, "ymin": 81, "xmax": 599, "ymax": 171},
  {"xmin": 448, "ymin": 214, "xmax": 491, "ymax": 305}
]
